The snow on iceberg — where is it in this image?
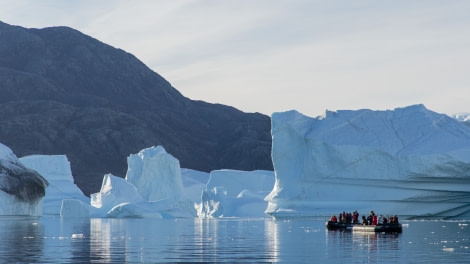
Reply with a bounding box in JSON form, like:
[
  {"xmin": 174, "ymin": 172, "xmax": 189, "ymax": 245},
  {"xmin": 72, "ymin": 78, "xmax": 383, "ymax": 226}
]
[
  {"xmin": 20, "ymin": 155, "xmax": 89, "ymax": 215},
  {"xmin": 265, "ymin": 104, "xmax": 470, "ymax": 219},
  {"xmin": 198, "ymin": 170, "xmax": 274, "ymax": 218},
  {"xmin": 0, "ymin": 143, "xmax": 49, "ymax": 216}
]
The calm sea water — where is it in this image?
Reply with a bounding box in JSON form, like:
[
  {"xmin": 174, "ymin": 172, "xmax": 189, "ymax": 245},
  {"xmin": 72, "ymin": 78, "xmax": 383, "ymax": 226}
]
[{"xmin": 0, "ymin": 216, "xmax": 468, "ymax": 263}]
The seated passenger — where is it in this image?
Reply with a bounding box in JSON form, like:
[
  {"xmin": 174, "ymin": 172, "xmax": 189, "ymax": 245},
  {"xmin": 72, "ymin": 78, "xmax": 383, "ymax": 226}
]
[
  {"xmin": 392, "ymin": 215, "xmax": 399, "ymax": 224},
  {"xmin": 340, "ymin": 211, "xmax": 346, "ymax": 223},
  {"xmin": 331, "ymin": 215, "xmax": 338, "ymax": 223},
  {"xmin": 367, "ymin": 215, "xmax": 372, "ymax": 225},
  {"xmin": 352, "ymin": 211, "xmax": 359, "ymax": 224},
  {"xmin": 378, "ymin": 215, "xmax": 383, "ymax": 225},
  {"xmin": 362, "ymin": 215, "xmax": 368, "ymax": 225},
  {"xmin": 372, "ymin": 214, "xmax": 378, "ymax": 225}
]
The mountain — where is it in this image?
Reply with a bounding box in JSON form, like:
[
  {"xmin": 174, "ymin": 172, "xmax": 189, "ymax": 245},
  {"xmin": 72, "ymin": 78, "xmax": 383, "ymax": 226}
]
[{"xmin": 0, "ymin": 21, "xmax": 272, "ymax": 195}]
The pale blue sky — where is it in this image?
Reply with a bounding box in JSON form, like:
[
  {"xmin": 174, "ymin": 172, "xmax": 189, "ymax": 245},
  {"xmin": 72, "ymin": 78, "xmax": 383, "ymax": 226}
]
[{"xmin": 1, "ymin": 0, "xmax": 469, "ymax": 117}]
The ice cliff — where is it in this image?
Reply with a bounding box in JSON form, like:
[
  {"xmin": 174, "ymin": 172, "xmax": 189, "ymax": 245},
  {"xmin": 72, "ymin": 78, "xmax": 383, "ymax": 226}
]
[
  {"xmin": 265, "ymin": 104, "xmax": 470, "ymax": 219},
  {"xmin": 0, "ymin": 143, "xmax": 49, "ymax": 216}
]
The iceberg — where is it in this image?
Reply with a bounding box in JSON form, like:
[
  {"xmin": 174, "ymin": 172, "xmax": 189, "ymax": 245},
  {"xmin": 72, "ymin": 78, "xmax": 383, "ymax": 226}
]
[
  {"xmin": 59, "ymin": 146, "xmax": 198, "ymax": 218},
  {"xmin": 265, "ymin": 104, "xmax": 470, "ymax": 219},
  {"xmin": 0, "ymin": 143, "xmax": 49, "ymax": 216},
  {"xmin": 126, "ymin": 146, "xmax": 183, "ymax": 203},
  {"xmin": 19, "ymin": 149, "xmax": 206, "ymax": 218},
  {"xmin": 91, "ymin": 173, "xmax": 146, "ymax": 215},
  {"xmin": 19, "ymin": 155, "xmax": 89, "ymax": 215},
  {"xmin": 198, "ymin": 170, "xmax": 274, "ymax": 218},
  {"xmin": 60, "ymin": 199, "xmax": 92, "ymax": 218},
  {"xmin": 90, "ymin": 173, "xmax": 174, "ymax": 218},
  {"xmin": 181, "ymin": 168, "xmax": 210, "ymax": 202}
]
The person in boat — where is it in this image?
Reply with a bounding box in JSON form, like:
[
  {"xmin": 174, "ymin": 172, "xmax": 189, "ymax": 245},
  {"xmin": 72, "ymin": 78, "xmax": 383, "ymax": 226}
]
[
  {"xmin": 367, "ymin": 214, "xmax": 372, "ymax": 225},
  {"xmin": 378, "ymin": 214, "xmax": 384, "ymax": 225},
  {"xmin": 340, "ymin": 211, "xmax": 347, "ymax": 223},
  {"xmin": 389, "ymin": 215, "xmax": 398, "ymax": 224},
  {"xmin": 352, "ymin": 211, "xmax": 359, "ymax": 224},
  {"xmin": 330, "ymin": 215, "xmax": 338, "ymax": 223},
  {"xmin": 382, "ymin": 216, "xmax": 388, "ymax": 224},
  {"xmin": 372, "ymin": 214, "xmax": 378, "ymax": 225},
  {"xmin": 361, "ymin": 215, "xmax": 368, "ymax": 225}
]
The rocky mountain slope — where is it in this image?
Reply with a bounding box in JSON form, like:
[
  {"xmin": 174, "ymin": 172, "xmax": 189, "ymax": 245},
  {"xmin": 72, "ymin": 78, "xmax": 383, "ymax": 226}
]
[{"xmin": 0, "ymin": 21, "xmax": 272, "ymax": 195}]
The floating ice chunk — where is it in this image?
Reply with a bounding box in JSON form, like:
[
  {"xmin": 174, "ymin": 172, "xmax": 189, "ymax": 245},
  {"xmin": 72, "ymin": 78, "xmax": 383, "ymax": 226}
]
[{"xmin": 71, "ymin": 234, "xmax": 85, "ymax": 239}]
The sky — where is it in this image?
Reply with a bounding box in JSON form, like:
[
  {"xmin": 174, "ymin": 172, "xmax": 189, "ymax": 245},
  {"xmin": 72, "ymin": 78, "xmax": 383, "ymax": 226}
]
[{"xmin": 1, "ymin": 0, "xmax": 469, "ymax": 117}]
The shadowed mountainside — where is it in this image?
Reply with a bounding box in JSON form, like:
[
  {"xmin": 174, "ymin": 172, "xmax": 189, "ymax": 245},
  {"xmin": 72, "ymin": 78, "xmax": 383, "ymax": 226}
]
[{"xmin": 0, "ymin": 21, "xmax": 272, "ymax": 195}]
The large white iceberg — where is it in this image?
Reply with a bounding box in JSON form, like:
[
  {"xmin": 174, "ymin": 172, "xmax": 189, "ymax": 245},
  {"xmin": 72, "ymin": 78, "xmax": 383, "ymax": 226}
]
[
  {"xmin": 265, "ymin": 104, "xmax": 470, "ymax": 219},
  {"xmin": 198, "ymin": 169, "xmax": 274, "ymax": 218},
  {"xmin": 0, "ymin": 143, "xmax": 49, "ymax": 216},
  {"xmin": 19, "ymin": 155, "xmax": 89, "ymax": 215}
]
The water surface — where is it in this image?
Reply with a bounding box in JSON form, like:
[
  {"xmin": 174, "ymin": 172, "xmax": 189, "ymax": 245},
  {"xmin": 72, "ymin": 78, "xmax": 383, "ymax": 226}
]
[{"xmin": 0, "ymin": 216, "xmax": 468, "ymax": 263}]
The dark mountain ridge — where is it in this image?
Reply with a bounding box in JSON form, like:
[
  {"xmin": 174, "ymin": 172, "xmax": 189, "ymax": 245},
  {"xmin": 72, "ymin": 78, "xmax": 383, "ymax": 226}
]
[{"xmin": 0, "ymin": 21, "xmax": 273, "ymax": 195}]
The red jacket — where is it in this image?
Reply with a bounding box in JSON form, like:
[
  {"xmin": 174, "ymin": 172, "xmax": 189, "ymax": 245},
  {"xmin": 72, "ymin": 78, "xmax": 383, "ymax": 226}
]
[{"xmin": 372, "ymin": 215, "xmax": 378, "ymax": 225}]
